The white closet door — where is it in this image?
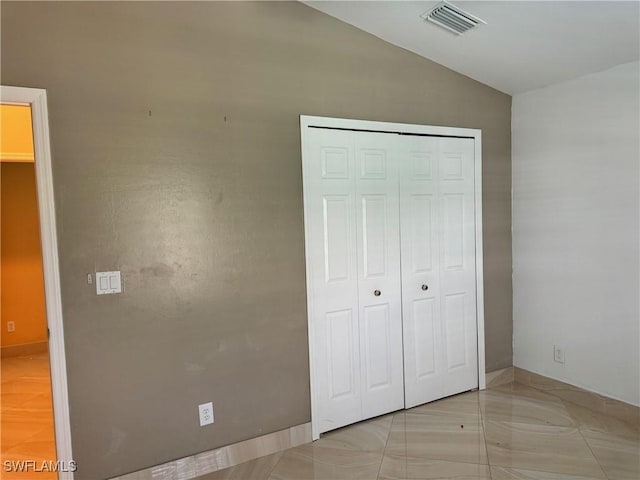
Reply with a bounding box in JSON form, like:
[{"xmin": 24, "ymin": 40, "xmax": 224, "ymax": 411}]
[
  {"xmin": 400, "ymin": 136, "xmax": 478, "ymax": 408},
  {"xmin": 354, "ymin": 132, "xmax": 405, "ymax": 419},
  {"xmin": 304, "ymin": 123, "xmax": 479, "ymax": 434},
  {"xmin": 438, "ymin": 137, "xmax": 478, "ymax": 397},
  {"xmin": 304, "ymin": 128, "xmax": 404, "ymax": 434},
  {"xmin": 305, "ymin": 128, "xmax": 362, "ymax": 433},
  {"xmin": 399, "ymin": 136, "xmax": 444, "ymax": 407}
]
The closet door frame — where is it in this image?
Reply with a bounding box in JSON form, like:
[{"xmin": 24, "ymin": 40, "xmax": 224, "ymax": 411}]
[{"xmin": 300, "ymin": 115, "xmax": 485, "ymax": 441}]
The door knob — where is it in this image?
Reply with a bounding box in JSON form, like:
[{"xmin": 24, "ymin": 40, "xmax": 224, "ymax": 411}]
[
  {"xmin": 374, "ymin": 290, "xmax": 381, "ymax": 296},
  {"xmin": 421, "ymin": 284, "xmax": 429, "ymax": 291}
]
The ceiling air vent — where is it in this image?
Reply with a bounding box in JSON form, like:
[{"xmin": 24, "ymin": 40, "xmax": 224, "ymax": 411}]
[{"xmin": 420, "ymin": 1, "xmax": 486, "ymax": 35}]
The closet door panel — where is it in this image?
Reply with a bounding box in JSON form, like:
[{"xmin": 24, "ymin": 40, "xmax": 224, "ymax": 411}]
[
  {"xmin": 399, "ymin": 137, "xmax": 444, "ymax": 407},
  {"xmin": 412, "ymin": 297, "xmax": 437, "ymax": 378},
  {"xmin": 362, "ymin": 303, "xmax": 392, "ymax": 389},
  {"xmin": 305, "ymin": 129, "xmax": 362, "ymax": 434},
  {"xmin": 438, "ymin": 137, "xmax": 478, "ymax": 396},
  {"xmin": 361, "ymin": 194, "xmax": 388, "ymax": 277},
  {"xmin": 354, "ymin": 132, "xmax": 405, "ymax": 418}
]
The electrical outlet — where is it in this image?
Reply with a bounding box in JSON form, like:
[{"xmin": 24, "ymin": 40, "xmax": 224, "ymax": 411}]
[
  {"xmin": 198, "ymin": 402, "xmax": 214, "ymax": 426},
  {"xmin": 554, "ymin": 345, "xmax": 565, "ymax": 364},
  {"xmin": 7, "ymin": 321, "xmax": 15, "ymax": 332}
]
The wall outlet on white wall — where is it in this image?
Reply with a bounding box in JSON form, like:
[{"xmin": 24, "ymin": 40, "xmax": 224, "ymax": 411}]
[
  {"xmin": 198, "ymin": 402, "xmax": 214, "ymax": 426},
  {"xmin": 554, "ymin": 345, "xmax": 565, "ymax": 364},
  {"xmin": 7, "ymin": 321, "xmax": 15, "ymax": 332}
]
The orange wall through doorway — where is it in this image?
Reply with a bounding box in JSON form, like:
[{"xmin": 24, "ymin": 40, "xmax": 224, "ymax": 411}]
[
  {"xmin": 1, "ymin": 104, "xmax": 35, "ymax": 162},
  {"xmin": 1, "ymin": 104, "xmax": 47, "ymax": 349}
]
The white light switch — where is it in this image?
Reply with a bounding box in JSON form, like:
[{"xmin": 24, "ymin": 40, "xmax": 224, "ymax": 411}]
[{"xmin": 96, "ymin": 271, "xmax": 122, "ymax": 295}]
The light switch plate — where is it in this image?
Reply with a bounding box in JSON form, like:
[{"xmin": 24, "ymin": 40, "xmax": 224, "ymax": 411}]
[{"xmin": 96, "ymin": 271, "xmax": 122, "ymax": 295}]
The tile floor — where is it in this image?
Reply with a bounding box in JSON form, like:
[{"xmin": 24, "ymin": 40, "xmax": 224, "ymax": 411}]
[
  {"xmin": 1, "ymin": 352, "xmax": 57, "ymax": 479},
  {"xmin": 197, "ymin": 382, "xmax": 640, "ymax": 480},
  {"xmin": 1, "ymin": 356, "xmax": 638, "ymax": 480}
]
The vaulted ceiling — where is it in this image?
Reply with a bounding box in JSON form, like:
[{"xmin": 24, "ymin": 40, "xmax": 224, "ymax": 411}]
[{"xmin": 305, "ymin": 1, "xmax": 640, "ymax": 94}]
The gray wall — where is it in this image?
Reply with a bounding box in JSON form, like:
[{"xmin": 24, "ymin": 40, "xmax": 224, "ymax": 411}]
[{"xmin": 1, "ymin": 2, "xmax": 512, "ymax": 478}]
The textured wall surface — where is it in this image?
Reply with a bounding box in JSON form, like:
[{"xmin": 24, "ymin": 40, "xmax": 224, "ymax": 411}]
[
  {"xmin": 513, "ymin": 61, "xmax": 639, "ymax": 406},
  {"xmin": 1, "ymin": 2, "xmax": 512, "ymax": 478}
]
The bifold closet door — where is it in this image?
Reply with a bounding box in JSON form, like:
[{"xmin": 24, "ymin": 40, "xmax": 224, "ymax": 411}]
[
  {"xmin": 400, "ymin": 136, "xmax": 478, "ymax": 408},
  {"xmin": 354, "ymin": 132, "xmax": 404, "ymax": 421},
  {"xmin": 304, "ymin": 128, "xmax": 404, "ymax": 435}
]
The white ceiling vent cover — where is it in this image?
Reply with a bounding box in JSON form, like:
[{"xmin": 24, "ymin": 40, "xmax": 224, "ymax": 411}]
[{"xmin": 421, "ymin": 1, "xmax": 486, "ymax": 35}]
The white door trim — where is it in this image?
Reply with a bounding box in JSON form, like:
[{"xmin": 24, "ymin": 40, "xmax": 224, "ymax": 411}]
[
  {"xmin": 300, "ymin": 115, "xmax": 486, "ymax": 440},
  {"xmin": 1, "ymin": 85, "xmax": 74, "ymax": 479}
]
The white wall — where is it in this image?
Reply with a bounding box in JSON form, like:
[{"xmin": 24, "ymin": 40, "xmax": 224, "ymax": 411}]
[{"xmin": 512, "ymin": 61, "xmax": 640, "ymax": 406}]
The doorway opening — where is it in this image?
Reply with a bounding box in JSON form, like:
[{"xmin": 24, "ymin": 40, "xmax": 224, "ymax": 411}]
[
  {"xmin": 1, "ymin": 103, "xmax": 57, "ymax": 478},
  {"xmin": 0, "ymin": 86, "xmax": 73, "ymax": 479}
]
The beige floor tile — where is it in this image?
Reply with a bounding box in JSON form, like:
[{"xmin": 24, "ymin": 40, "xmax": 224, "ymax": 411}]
[
  {"xmin": 268, "ymin": 442, "xmax": 382, "ymax": 479},
  {"xmin": 484, "ymin": 420, "xmax": 606, "ymax": 478},
  {"xmin": 480, "ymin": 386, "xmax": 576, "ymax": 427},
  {"xmin": 563, "ymin": 400, "xmax": 640, "ymax": 440},
  {"xmin": 514, "ymin": 369, "xmax": 640, "ymax": 428},
  {"xmin": 491, "ymin": 466, "xmax": 605, "ymax": 479},
  {"xmin": 488, "ymin": 383, "xmax": 566, "ymax": 405},
  {"xmin": 315, "ymin": 414, "xmax": 392, "ymax": 453},
  {"xmin": 602, "ymin": 397, "xmax": 640, "ymax": 428},
  {"xmin": 486, "ymin": 367, "xmax": 515, "ymax": 389},
  {"xmin": 379, "ymin": 454, "xmax": 491, "ymax": 479},
  {"xmin": 195, "ymin": 452, "xmax": 283, "ymax": 480},
  {"xmin": 407, "ymin": 391, "xmax": 480, "ymax": 420},
  {"xmin": 581, "ymin": 428, "xmax": 640, "ymax": 480},
  {"xmin": 386, "ymin": 412, "xmax": 488, "ymax": 465}
]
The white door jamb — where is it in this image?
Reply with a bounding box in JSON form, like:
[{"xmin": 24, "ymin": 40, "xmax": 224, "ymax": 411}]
[{"xmin": 1, "ymin": 85, "xmax": 74, "ymax": 479}]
